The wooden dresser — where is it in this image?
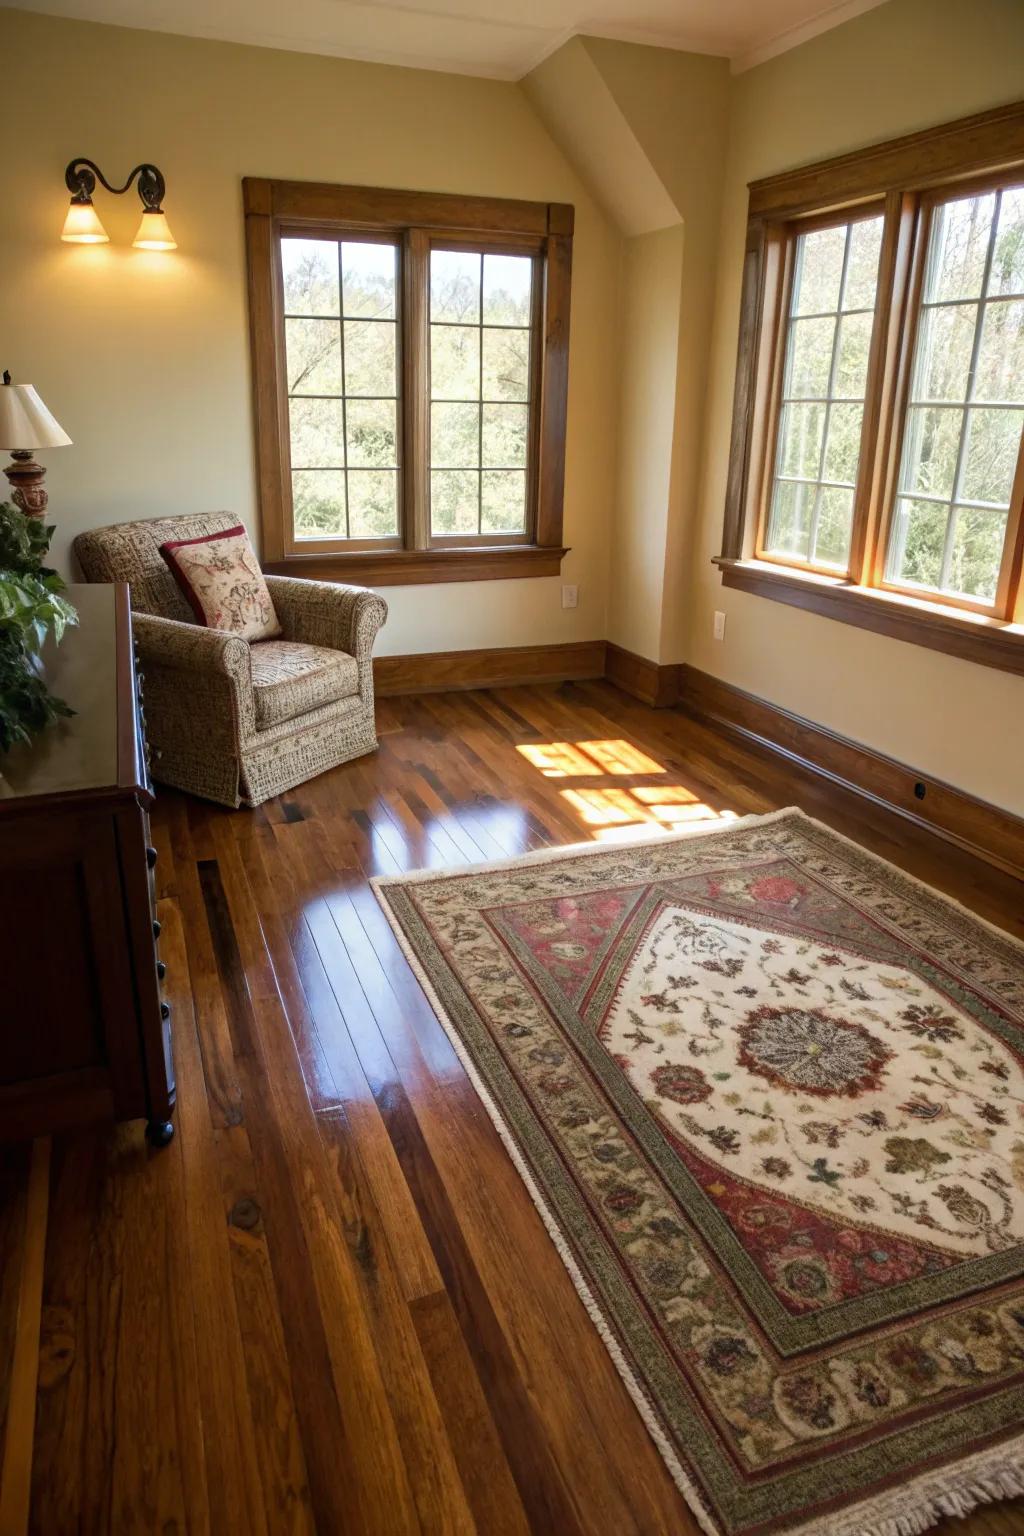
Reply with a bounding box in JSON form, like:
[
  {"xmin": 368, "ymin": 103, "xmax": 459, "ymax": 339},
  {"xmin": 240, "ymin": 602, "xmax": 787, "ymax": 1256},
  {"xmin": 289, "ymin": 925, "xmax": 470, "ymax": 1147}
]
[{"xmin": 0, "ymin": 583, "xmax": 175, "ymax": 1145}]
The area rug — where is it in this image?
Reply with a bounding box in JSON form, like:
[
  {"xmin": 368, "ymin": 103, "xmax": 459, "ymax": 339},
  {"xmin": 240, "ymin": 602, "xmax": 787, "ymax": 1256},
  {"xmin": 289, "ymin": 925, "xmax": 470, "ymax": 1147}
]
[{"xmin": 373, "ymin": 808, "xmax": 1024, "ymax": 1536}]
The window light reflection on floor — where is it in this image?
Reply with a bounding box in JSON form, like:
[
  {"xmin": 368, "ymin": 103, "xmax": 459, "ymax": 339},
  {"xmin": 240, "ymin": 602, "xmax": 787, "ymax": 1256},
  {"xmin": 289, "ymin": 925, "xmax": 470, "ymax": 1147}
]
[
  {"xmin": 515, "ymin": 740, "xmax": 735, "ymax": 841},
  {"xmin": 517, "ymin": 740, "xmax": 665, "ymax": 777}
]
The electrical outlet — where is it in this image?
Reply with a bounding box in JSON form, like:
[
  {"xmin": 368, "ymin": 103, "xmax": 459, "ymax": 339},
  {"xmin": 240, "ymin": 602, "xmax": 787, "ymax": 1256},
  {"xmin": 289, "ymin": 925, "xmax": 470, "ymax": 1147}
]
[
  {"xmin": 561, "ymin": 584, "xmax": 579, "ymax": 610},
  {"xmin": 713, "ymin": 610, "xmax": 727, "ymax": 641}
]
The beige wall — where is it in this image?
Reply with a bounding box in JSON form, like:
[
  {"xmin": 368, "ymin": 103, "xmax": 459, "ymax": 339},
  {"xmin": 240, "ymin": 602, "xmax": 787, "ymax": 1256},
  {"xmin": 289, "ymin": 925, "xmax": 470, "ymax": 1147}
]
[
  {"xmin": 690, "ymin": 0, "xmax": 1024, "ymax": 815},
  {"xmin": 0, "ymin": 6, "xmax": 621, "ymax": 656}
]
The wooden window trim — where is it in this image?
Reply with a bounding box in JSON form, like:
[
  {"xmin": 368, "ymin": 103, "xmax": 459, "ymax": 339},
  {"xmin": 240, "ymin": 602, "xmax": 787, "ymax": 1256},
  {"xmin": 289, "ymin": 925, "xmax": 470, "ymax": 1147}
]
[
  {"xmin": 244, "ymin": 177, "xmax": 573, "ymax": 585},
  {"xmin": 720, "ymin": 100, "xmax": 1024, "ymax": 670}
]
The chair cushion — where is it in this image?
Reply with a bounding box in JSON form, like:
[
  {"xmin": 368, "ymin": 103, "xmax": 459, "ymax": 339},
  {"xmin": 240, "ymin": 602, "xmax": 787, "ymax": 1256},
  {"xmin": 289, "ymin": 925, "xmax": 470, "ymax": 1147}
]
[
  {"xmin": 250, "ymin": 640, "xmax": 359, "ymax": 729},
  {"xmin": 160, "ymin": 524, "xmax": 282, "ymax": 642}
]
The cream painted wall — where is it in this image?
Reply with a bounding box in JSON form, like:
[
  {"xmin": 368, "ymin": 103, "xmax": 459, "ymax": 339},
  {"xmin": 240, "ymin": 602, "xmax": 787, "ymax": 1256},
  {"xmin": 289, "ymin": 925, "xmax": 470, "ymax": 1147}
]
[
  {"xmin": 607, "ymin": 227, "xmax": 685, "ymax": 659},
  {"xmin": 0, "ymin": 6, "xmax": 621, "ymax": 656},
  {"xmin": 690, "ymin": 0, "xmax": 1024, "ymax": 815}
]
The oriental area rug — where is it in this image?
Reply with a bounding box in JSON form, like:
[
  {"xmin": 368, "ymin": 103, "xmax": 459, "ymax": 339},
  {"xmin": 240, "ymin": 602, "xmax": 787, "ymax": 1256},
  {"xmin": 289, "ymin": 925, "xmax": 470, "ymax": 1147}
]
[{"xmin": 373, "ymin": 809, "xmax": 1024, "ymax": 1536}]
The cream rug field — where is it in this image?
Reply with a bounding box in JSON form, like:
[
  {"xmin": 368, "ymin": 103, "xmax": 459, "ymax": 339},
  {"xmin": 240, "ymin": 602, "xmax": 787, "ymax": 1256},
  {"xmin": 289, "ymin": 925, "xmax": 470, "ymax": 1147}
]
[{"xmin": 374, "ymin": 808, "xmax": 1024, "ymax": 1536}]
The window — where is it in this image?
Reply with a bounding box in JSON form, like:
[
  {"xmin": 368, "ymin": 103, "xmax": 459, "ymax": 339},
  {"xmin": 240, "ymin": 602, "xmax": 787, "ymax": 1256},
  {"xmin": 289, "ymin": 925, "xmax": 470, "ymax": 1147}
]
[
  {"xmin": 245, "ymin": 179, "xmax": 573, "ymax": 585},
  {"xmin": 720, "ymin": 101, "xmax": 1024, "ymax": 676}
]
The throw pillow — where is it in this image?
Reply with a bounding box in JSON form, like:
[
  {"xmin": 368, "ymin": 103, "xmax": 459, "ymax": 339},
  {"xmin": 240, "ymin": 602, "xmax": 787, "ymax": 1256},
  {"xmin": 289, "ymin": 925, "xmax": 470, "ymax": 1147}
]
[{"xmin": 159, "ymin": 524, "xmax": 281, "ymax": 642}]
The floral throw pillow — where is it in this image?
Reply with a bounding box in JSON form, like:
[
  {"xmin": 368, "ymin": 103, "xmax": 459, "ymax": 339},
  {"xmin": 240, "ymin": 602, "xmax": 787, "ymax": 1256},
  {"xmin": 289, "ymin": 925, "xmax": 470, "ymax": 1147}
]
[{"xmin": 159, "ymin": 524, "xmax": 281, "ymax": 642}]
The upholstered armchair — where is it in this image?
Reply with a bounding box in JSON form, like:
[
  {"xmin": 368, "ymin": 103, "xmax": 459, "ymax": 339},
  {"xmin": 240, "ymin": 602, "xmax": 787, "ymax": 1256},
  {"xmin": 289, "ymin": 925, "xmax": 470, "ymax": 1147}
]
[{"xmin": 74, "ymin": 512, "xmax": 387, "ymax": 808}]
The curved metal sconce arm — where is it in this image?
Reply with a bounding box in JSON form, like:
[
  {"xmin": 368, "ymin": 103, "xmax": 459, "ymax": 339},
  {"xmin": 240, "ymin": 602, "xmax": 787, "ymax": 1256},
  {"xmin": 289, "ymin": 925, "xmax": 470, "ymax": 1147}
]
[{"xmin": 64, "ymin": 158, "xmax": 166, "ymax": 211}]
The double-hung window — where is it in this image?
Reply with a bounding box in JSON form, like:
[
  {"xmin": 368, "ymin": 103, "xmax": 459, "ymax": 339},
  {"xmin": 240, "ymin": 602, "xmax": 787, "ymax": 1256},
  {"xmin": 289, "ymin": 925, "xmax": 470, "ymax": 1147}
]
[
  {"xmin": 721, "ymin": 102, "xmax": 1024, "ymax": 673},
  {"xmin": 244, "ymin": 179, "xmax": 573, "ymax": 585}
]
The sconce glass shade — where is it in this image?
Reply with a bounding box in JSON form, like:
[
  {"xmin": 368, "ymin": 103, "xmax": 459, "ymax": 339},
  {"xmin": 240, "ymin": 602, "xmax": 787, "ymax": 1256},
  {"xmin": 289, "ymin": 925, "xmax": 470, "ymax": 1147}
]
[
  {"xmin": 0, "ymin": 384, "xmax": 72, "ymax": 451},
  {"xmin": 61, "ymin": 199, "xmax": 109, "ymax": 243},
  {"xmin": 132, "ymin": 209, "xmax": 177, "ymax": 250}
]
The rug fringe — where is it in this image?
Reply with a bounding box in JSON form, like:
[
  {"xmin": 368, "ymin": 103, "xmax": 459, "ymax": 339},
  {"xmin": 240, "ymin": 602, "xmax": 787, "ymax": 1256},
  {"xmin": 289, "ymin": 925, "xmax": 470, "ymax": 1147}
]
[{"xmin": 793, "ymin": 1451, "xmax": 1024, "ymax": 1536}]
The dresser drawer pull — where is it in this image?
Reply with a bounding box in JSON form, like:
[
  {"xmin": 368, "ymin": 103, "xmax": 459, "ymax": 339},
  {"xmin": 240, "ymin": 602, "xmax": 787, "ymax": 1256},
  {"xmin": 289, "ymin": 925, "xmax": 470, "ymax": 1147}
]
[
  {"xmin": 152, "ymin": 918, "xmax": 161, "ymax": 939},
  {"xmin": 146, "ymin": 845, "xmax": 158, "ymax": 869},
  {"xmin": 156, "ymin": 960, "xmax": 166, "ymax": 981},
  {"xmin": 160, "ymin": 1001, "xmax": 171, "ymax": 1021}
]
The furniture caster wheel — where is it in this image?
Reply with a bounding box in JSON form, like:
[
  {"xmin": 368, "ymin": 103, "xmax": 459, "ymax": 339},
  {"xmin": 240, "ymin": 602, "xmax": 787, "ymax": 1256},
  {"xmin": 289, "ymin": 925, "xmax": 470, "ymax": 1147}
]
[{"xmin": 146, "ymin": 1118, "xmax": 175, "ymax": 1147}]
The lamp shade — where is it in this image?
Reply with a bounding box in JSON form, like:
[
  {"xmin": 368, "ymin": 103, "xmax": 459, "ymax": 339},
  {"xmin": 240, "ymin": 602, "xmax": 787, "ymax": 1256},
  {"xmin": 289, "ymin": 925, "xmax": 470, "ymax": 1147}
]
[
  {"xmin": 61, "ymin": 200, "xmax": 109, "ymax": 244},
  {"xmin": 0, "ymin": 384, "xmax": 72, "ymax": 451},
  {"xmin": 132, "ymin": 209, "xmax": 177, "ymax": 251}
]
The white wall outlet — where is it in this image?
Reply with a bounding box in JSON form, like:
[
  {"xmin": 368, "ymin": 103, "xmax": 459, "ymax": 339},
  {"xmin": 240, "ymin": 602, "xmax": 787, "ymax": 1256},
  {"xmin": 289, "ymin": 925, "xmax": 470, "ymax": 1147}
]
[
  {"xmin": 561, "ymin": 584, "xmax": 579, "ymax": 610},
  {"xmin": 713, "ymin": 610, "xmax": 727, "ymax": 641}
]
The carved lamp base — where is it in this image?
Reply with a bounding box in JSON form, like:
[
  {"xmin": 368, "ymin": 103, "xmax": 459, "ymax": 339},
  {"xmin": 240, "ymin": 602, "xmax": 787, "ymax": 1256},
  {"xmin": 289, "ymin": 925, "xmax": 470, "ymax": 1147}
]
[{"xmin": 3, "ymin": 450, "xmax": 48, "ymax": 519}]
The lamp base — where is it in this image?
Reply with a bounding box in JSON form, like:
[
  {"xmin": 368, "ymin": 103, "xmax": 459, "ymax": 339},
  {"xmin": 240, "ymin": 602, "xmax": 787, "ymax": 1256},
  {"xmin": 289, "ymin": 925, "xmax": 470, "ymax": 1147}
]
[{"xmin": 4, "ymin": 450, "xmax": 48, "ymax": 519}]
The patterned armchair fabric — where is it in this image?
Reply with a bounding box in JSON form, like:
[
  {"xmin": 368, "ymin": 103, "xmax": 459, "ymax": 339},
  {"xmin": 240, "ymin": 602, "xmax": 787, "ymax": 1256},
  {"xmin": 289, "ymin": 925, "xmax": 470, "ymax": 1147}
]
[{"xmin": 74, "ymin": 513, "xmax": 388, "ymax": 808}]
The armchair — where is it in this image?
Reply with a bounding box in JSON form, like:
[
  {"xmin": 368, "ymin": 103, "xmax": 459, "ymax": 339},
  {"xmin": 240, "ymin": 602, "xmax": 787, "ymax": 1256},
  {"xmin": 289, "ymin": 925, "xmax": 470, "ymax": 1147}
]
[{"xmin": 74, "ymin": 512, "xmax": 387, "ymax": 808}]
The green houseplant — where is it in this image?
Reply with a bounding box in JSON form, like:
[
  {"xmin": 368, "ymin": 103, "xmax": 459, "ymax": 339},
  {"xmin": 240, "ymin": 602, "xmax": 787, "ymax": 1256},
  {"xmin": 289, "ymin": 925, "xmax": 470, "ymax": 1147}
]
[{"xmin": 0, "ymin": 502, "xmax": 77, "ymax": 753}]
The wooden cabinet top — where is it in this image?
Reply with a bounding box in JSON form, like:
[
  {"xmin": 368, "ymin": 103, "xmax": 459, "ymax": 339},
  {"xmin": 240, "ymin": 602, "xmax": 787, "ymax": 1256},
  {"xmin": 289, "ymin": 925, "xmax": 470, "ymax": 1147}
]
[{"xmin": 0, "ymin": 583, "xmax": 147, "ymax": 809}]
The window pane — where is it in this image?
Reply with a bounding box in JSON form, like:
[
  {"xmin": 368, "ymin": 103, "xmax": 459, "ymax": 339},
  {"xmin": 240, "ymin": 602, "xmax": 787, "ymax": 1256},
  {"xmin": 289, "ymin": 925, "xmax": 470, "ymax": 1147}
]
[
  {"xmin": 431, "ymin": 250, "xmax": 481, "ymax": 323},
  {"xmin": 990, "ymin": 187, "xmax": 1024, "ymax": 297},
  {"xmin": 766, "ymin": 215, "xmax": 882, "ymax": 572},
  {"xmin": 286, "ymin": 318, "xmax": 342, "ymax": 395},
  {"xmin": 482, "ymin": 328, "xmax": 530, "ymax": 401},
  {"xmin": 431, "ymin": 325, "xmax": 479, "ymax": 399},
  {"xmin": 821, "ymin": 403, "xmax": 864, "ymax": 485},
  {"xmin": 282, "ymin": 236, "xmax": 400, "ymax": 547},
  {"xmin": 483, "ymin": 404, "xmax": 528, "ymax": 468},
  {"xmin": 483, "ymin": 255, "xmax": 533, "ymax": 325},
  {"xmin": 431, "ymin": 470, "xmax": 479, "ymax": 534},
  {"xmin": 342, "ymin": 241, "xmax": 396, "ymax": 319},
  {"xmin": 960, "ymin": 407, "xmax": 1024, "ymax": 504},
  {"xmin": 924, "ymin": 193, "xmax": 996, "ymax": 302},
  {"xmin": 432, "ymin": 403, "xmax": 480, "ymax": 468},
  {"xmin": 778, "ymin": 402, "xmax": 825, "ymax": 479},
  {"xmin": 792, "ymin": 226, "xmax": 845, "ymax": 315},
  {"xmin": 766, "ymin": 480, "xmax": 813, "ymax": 560},
  {"xmin": 482, "ymin": 470, "xmax": 526, "ymax": 533},
  {"xmin": 842, "ymin": 218, "xmax": 883, "ymax": 311},
  {"xmin": 344, "ymin": 320, "xmax": 397, "ymax": 396},
  {"xmin": 347, "ymin": 470, "xmax": 398, "ymax": 538},
  {"xmin": 282, "ymin": 238, "xmax": 339, "ymax": 316},
  {"xmin": 428, "ymin": 248, "xmax": 535, "ymax": 539},
  {"xmin": 813, "ymin": 486, "xmax": 854, "ymax": 567},
  {"xmin": 899, "ymin": 406, "xmax": 962, "ymax": 500},
  {"xmin": 786, "ymin": 316, "xmax": 835, "ymax": 398},
  {"xmin": 947, "ymin": 505, "xmax": 1008, "ymax": 601},
  {"xmin": 911, "ymin": 304, "xmax": 977, "ymax": 403},
  {"xmin": 887, "ymin": 498, "xmax": 949, "ymax": 589},
  {"xmin": 833, "ymin": 311, "xmax": 872, "ymax": 397},
  {"xmin": 346, "ymin": 399, "xmax": 398, "ymax": 469},
  {"xmin": 289, "ymin": 398, "xmax": 345, "ymax": 468},
  {"xmin": 292, "ymin": 470, "xmax": 346, "ymax": 539},
  {"xmin": 975, "ymin": 299, "xmax": 1024, "ymax": 401}
]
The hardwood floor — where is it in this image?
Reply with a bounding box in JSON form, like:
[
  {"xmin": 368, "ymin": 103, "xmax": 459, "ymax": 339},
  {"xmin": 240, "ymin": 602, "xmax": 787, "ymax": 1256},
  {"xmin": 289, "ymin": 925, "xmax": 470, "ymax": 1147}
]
[{"xmin": 1, "ymin": 680, "xmax": 1022, "ymax": 1535}]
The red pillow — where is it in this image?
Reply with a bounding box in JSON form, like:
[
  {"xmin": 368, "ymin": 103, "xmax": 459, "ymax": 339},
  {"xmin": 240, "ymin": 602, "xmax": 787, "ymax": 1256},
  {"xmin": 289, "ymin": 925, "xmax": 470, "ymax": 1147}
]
[{"xmin": 160, "ymin": 524, "xmax": 281, "ymax": 641}]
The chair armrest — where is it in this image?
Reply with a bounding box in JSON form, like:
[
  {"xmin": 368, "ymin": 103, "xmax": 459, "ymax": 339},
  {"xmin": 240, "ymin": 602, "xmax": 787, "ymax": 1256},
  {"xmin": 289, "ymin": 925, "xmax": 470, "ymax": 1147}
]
[
  {"xmin": 264, "ymin": 576, "xmax": 387, "ymax": 660},
  {"xmin": 132, "ymin": 612, "xmax": 251, "ymax": 680}
]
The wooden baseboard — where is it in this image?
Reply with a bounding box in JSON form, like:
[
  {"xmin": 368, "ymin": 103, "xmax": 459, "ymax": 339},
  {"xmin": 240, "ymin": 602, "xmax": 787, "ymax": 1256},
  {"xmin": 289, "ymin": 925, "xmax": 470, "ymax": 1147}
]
[
  {"xmin": 374, "ymin": 640, "xmax": 606, "ymax": 696},
  {"xmin": 678, "ymin": 665, "xmax": 1024, "ymax": 882},
  {"xmin": 604, "ymin": 644, "xmax": 683, "ymax": 708}
]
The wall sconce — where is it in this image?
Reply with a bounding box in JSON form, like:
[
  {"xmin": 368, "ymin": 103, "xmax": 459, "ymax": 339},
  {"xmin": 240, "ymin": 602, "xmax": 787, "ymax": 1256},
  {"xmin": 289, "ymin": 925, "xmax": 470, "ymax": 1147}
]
[{"xmin": 61, "ymin": 158, "xmax": 177, "ymax": 250}]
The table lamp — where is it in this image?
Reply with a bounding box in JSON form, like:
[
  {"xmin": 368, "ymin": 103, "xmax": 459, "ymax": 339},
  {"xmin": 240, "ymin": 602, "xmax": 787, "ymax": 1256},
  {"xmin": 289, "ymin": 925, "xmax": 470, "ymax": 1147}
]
[{"xmin": 0, "ymin": 372, "xmax": 72, "ymax": 519}]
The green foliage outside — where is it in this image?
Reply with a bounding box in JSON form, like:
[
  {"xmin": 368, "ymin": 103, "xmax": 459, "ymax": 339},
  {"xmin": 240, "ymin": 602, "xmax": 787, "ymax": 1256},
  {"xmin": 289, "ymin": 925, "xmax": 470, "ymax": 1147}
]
[{"xmin": 0, "ymin": 503, "xmax": 77, "ymax": 753}]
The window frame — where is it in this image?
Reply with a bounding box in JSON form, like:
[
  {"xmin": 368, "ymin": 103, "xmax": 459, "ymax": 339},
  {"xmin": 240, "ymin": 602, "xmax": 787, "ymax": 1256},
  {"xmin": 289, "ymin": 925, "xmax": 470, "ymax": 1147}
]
[
  {"xmin": 244, "ymin": 178, "xmax": 573, "ymax": 585},
  {"xmin": 719, "ymin": 100, "xmax": 1024, "ymax": 676}
]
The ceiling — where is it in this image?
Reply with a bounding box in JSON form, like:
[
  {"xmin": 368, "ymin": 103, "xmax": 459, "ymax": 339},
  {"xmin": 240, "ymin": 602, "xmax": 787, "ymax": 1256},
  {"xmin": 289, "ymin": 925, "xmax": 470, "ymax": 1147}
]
[{"xmin": 9, "ymin": 0, "xmax": 889, "ymax": 77}]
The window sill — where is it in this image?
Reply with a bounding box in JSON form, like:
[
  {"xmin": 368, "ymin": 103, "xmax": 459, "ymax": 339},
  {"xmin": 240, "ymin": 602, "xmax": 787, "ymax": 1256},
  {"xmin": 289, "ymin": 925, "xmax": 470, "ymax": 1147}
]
[
  {"xmin": 714, "ymin": 557, "xmax": 1024, "ymax": 677},
  {"xmin": 264, "ymin": 544, "xmax": 569, "ymax": 587}
]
